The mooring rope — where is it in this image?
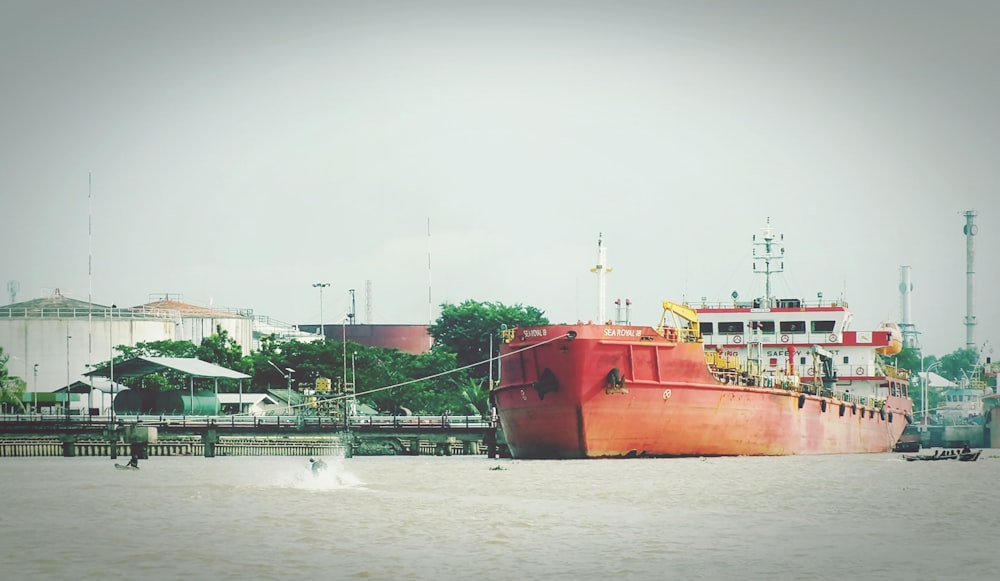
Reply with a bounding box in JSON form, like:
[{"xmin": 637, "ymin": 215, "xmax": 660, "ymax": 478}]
[{"xmin": 280, "ymin": 330, "xmax": 574, "ymax": 409}]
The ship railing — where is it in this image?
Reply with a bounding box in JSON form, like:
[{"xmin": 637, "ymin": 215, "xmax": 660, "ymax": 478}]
[
  {"xmin": 687, "ymin": 299, "xmax": 850, "ymax": 309},
  {"xmin": 677, "ymin": 328, "xmax": 702, "ymax": 343},
  {"xmin": 834, "ymin": 391, "xmax": 887, "ymax": 409},
  {"xmin": 883, "ymin": 365, "xmax": 910, "ymax": 381},
  {"xmin": 705, "ymin": 351, "xmax": 740, "ymax": 370},
  {"xmin": 656, "ymin": 326, "xmax": 702, "ymax": 344},
  {"xmin": 707, "ymin": 366, "xmax": 893, "ymax": 409}
]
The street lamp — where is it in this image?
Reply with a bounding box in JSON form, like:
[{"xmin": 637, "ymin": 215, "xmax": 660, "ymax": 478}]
[
  {"xmin": 922, "ymin": 360, "xmax": 943, "ymax": 427},
  {"xmin": 65, "ymin": 333, "xmax": 72, "ymax": 421},
  {"xmin": 313, "ymin": 282, "xmax": 330, "ymax": 339},
  {"xmin": 32, "ymin": 363, "xmax": 38, "ymax": 414},
  {"xmin": 268, "ymin": 360, "xmax": 295, "ymax": 416}
]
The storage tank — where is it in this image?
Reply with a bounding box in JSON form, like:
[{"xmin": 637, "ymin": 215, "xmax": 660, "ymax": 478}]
[
  {"xmin": 141, "ymin": 296, "xmax": 254, "ymax": 356},
  {"xmin": 154, "ymin": 390, "xmax": 219, "ymax": 415},
  {"xmin": 0, "ymin": 291, "xmax": 177, "ymax": 393},
  {"xmin": 115, "ymin": 390, "xmax": 159, "ymax": 414},
  {"xmin": 114, "ymin": 390, "xmax": 144, "ymax": 414}
]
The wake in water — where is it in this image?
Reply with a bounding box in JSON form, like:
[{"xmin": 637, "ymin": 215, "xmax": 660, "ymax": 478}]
[
  {"xmin": 292, "ymin": 455, "xmax": 365, "ymax": 491},
  {"xmin": 256, "ymin": 454, "xmax": 366, "ymax": 491}
]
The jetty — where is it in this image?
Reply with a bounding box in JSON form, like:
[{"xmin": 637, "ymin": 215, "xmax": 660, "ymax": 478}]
[{"xmin": 0, "ymin": 414, "xmax": 508, "ymax": 458}]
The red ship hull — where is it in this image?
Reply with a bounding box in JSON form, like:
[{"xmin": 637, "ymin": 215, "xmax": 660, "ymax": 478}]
[{"xmin": 494, "ymin": 324, "xmax": 911, "ymax": 459}]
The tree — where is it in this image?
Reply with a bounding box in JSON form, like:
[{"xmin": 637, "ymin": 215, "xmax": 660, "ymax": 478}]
[
  {"xmin": 118, "ymin": 340, "xmax": 198, "ymax": 360},
  {"xmin": 937, "ymin": 348, "xmax": 979, "ymax": 383},
  {"xmin": 428, "ymin": 300, "xmax": 548, "ymax": 382},
  {"xmin": 892, "ymin": 346, "xmax": 985, "ymax": 423},
  {"xmin": 0, "ymin": 346, "xmax": 27, "ymax": 413},
  {"xmin": 196, "ymin": 326, "xmax": 252, "ymax": 375},
  {"xmin": 424, "ymin": 300, "xmax": 548, "ymax": 414},
  {"xmin": 347, "ymin": 345, "xmax": 477, "ymax": 416}
]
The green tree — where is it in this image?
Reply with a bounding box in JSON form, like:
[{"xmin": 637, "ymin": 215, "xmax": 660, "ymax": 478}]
[
  {"xmin": 0, "ymin": 346, "xmax": 27, "ymax": 413},
  {"xmin": 348, "ymin": 345, "xmax": 476, "ymax": 416},
  {"xmin": 196, "ymin": 326, "xmax": 252, "ymax": 374},
  {"xmin": 118, "ymin": 339, "xmax": 198, "ymax": 360},
  {"xmin": 428, "ymin": 300, "xmax": 548, "ymax": 382},
  {"xmin": 421, "ymin": 300, "xmax": 548, "ymax": 415},
  {"xmin": 937, "ymin": 348, "xmax": 979, "ymax": 382}
]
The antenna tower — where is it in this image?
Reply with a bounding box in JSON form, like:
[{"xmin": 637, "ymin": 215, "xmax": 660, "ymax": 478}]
[{"xmin": 752, "ymin": 217, "xmax": 784, "ymax": 307}]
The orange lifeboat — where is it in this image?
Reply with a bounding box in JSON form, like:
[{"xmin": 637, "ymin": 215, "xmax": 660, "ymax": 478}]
[{"xmin": 876, "ymin": 322, "xmax": 903, "ymax": 356}]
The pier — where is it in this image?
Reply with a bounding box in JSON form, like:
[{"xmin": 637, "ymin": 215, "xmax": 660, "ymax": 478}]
[{"xmin": 0, "ymin": 414, "xmax": 507, "ymax": 458}]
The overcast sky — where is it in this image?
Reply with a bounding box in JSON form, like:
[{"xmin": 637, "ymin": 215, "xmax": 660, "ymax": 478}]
[{"xmin": 2, "ymin": 1, "xmax": 997, "ymax": 358}]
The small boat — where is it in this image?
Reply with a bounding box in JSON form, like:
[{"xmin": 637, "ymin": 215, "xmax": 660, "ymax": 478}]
[
  {"xmin": 903, "ymin": 450, "xmax": 942, "ymax": 461},
  {"xmin": 114, "ymin": 463, "xmax": 139, "ymax": 470},
  {"xmin": 958, "ymin": 450, "xmax": 981, "ymax": 462},
  {"xmin": 903, "ymin": 449, "xmax": 980, "ymax": 462}
]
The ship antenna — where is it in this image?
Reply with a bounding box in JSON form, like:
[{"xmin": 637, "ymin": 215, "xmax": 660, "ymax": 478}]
[
  {"xmin": 752, "ymin": 217, "xmax": 784, "ymax": 307},
  {"xmin": 590, "ymin": 233, "xmax": 612, "ymax": 322}
]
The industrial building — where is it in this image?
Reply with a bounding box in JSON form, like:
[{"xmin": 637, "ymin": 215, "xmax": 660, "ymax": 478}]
[
  {"xmin": 0, "ymin": 291, "xmax": 253, "ymax": 398},
  {"xmin": 1, "ymin": 289, "xmax": 432, "ymax": 405}
]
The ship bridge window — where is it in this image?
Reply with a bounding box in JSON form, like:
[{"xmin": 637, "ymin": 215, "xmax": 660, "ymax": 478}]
[
  {"xmin": 780, "ymin": 321, "xmax": 806, "ymax": 333},
  {"xmin": 811, "ymin": 320, "xmax": 836, "ymax": 333},
  {"xmin": 755, "ymin": 321, "xmax": 775, "ymax": 334},
  {"xmin": 777, "ymin": 299, "xmax": 801, "ymax": 308},
  {"xmin": 718, "ymin": 322, "xmax": 744, "ymax": 334},
  {"xmin": 701, "ymin": 322, "xmax": 714, "ymax": 335}
]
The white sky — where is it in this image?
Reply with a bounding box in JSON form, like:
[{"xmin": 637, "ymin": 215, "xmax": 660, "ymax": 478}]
[{"xmin": 2, "ymin": 0, "xmax": 997, "ymax": 358}]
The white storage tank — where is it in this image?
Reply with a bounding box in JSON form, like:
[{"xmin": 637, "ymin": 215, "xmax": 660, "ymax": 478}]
[
  {"xmin": 140, "ymin": 295, "xmax": 254, "ymax": 356},
  {"xmin": 0, "ymin": 290, "xmax": 177, "ymax": 393}
]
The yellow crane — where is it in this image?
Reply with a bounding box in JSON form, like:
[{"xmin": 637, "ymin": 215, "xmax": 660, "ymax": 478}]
[{"xmin": 657, "ymin": 301, "xmax": 702, "ymax": 343}]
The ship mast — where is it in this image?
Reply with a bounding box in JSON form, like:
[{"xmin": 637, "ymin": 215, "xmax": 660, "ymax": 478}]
[
  {"xmin": 752, "ymin": 217, "xmax": 784, "ymax": 307},
  {"xmin": 591, "ymin": 233, "xmax": 612, "ymax": 322}
]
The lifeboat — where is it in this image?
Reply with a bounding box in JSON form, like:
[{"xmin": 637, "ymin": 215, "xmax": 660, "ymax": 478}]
[{"xmin": 876, "ymin": 322, "xmax": 903, "ymax": 356}]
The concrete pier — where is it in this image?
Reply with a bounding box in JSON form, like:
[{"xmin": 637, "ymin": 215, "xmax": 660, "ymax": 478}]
[{"xmin": 0, "ymin": 416, "xmax": 497, "ymax": 458}]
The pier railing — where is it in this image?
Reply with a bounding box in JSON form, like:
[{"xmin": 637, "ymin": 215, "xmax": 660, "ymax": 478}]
[{"xmin": 0, "ymin": 413, "xmax": 492, "ymax": 431}]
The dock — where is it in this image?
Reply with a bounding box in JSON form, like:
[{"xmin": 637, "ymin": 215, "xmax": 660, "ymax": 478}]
[{"xmin": 0, "ymin": 414, "xmax": 509, "ymax": 458}]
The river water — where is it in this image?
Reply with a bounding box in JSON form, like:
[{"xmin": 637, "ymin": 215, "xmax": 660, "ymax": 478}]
[{"xmin": 2, "ymin": 451, "xmax": 998, "ymax": 580}]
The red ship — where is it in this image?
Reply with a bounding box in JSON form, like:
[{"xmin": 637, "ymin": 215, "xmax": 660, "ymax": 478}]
[{"xmin": 493, "ymin": 222, "xmax": 913, "ymax": 459}]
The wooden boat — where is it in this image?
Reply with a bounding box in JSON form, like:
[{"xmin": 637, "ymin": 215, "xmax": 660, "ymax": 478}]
[
  {"xmin": 903, "ymin": 449, "xmax": 981, "ymax": 462},
  {"xmin": 958, "ymin": 450, "xmax": 981, "ymax": 462},
  {"xmin": 903, "ymin": 450, "xmax": 942, "ymax": 461},
  {"xmin": 114, "ymin": 463, "xmax": 139, "ymax": 470}
]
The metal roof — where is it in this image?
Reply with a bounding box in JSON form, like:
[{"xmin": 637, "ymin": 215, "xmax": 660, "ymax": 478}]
[{"xmin": 84, "ymin": 356, "xmax": 250, "ymax": 380}]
